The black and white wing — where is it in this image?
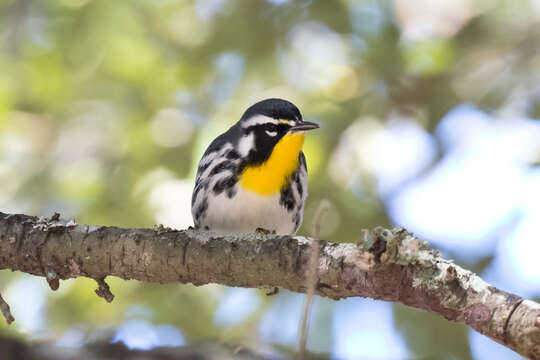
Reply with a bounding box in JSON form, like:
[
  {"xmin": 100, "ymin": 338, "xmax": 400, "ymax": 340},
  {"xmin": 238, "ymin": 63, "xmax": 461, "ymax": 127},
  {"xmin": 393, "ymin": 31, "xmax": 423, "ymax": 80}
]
[{"xmin": 191, "ymin": 133, "xmax": 242, "ymax": 227}]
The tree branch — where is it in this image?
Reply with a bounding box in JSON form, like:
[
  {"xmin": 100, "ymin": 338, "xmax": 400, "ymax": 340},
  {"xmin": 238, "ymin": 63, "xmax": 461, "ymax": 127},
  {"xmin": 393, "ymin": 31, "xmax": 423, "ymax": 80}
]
[
  {"xmin": 0, "ymin": 292, "xmax": 14, "ymax": 324},
  {"xmin": 0, "ymin": 212, "xmax": 538, "ymax": 359}
]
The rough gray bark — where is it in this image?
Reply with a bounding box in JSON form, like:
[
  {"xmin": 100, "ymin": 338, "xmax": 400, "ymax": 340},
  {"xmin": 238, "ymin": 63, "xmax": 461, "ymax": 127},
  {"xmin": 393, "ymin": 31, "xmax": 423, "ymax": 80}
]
[{"xmin": 0, "ymin": 212, "xmax": 539, "ymax": 359}]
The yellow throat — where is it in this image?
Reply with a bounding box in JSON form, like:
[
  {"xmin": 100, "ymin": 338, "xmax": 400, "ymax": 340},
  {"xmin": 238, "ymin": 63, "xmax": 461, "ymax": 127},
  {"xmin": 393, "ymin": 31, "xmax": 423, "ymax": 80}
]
[{"xmin": 240, "ymin": 132, "xmax": 305, "ymax": 195}]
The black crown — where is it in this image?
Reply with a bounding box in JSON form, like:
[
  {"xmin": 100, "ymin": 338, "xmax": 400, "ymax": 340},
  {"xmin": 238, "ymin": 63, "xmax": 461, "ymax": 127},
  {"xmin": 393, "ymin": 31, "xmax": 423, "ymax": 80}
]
[{"xmin": 240, "ymin": 98, "xmax": 302, "ymax": 122}]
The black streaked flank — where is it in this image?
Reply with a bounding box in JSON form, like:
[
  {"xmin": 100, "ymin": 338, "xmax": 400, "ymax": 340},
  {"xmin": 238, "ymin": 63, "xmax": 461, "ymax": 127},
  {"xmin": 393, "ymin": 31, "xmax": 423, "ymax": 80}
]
[
  {"xmin": 279, "ymin": 152, "xmax": 306, "ymax": 216},
  {"xmin": 299, "ymin": 152, "xmax": 307, "ymax": 174},
  {"xmin": 226, "ymin": 186, "xmax": 237, "ymax": 199},
  {"xmin": 213, "ymin": 175, "xmax": 237, "ymax": 195},
  {"xmin": 194, "ymin": 196, "xmax": 208, "ymax": 225},
  {"xmin": 191, "ymin": 179, "xmax": 210, "ymax": 206},
  {"xmin": 279, "ymin": 183, "xmax": 296, "ymax": 212},
  {"xmin": 293, "ymin": 212, "xmax": 301, "ymax": 229},
  {"xmin": 295, "ymin": 173, "xmax": 303, "ymax": 198},
  {"xmin": 208, "ymin": 161, "xmax": 236, "ymax": 177},
  {"xmin": 191, "ymin": 184, "xmax": 200, "ymax": 207}
]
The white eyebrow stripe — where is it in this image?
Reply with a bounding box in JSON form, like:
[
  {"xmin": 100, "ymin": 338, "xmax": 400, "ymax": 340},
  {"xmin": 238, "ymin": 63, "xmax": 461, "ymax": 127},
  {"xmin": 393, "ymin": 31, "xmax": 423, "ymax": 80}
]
[{"xmin": 241, "ymin": 115, "xmax": 279, "ymax": 128}]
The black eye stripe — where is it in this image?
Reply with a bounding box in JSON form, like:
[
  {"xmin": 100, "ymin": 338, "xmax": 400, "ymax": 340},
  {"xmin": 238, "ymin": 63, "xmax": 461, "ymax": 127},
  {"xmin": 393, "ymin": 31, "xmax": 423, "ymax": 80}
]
[
  {"xmin": 244, "ymin": 124, "xmax": 266, "ymax": 133},
  {"xmin": 265, "ymin": 123, "xmax": 291, "ymax": 132},
  {"xmin": 278, "ymin": 123, "xmax": 290, "ymax": 131},
  {"xmin": 244, "ymin": 122, "xmax": 290, "ymax": 133}
]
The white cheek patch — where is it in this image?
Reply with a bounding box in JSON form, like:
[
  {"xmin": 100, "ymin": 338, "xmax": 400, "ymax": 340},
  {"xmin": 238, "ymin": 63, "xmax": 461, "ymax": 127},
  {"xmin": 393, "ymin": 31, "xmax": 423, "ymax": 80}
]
[
  {"xmin": 265, "ymin": 130, "xmax": 277, "ymax": 137},
  {"xmin": 237, "ymin": 132, "xmax": 255, "ymax": 157}
]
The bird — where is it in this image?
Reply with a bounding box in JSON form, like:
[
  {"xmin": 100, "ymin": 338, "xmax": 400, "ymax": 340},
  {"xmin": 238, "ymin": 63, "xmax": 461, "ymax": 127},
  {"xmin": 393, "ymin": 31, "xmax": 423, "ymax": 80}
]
[{"xmin": 191, "ymin": 98, "xmax": 319, "ymax": 235}]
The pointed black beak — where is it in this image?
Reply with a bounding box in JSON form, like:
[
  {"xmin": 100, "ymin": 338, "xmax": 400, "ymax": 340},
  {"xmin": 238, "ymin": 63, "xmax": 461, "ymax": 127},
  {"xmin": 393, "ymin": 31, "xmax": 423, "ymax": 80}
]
[{"xmin": 290, "ymin": 120, "xmax": 319, "ymax": 132}]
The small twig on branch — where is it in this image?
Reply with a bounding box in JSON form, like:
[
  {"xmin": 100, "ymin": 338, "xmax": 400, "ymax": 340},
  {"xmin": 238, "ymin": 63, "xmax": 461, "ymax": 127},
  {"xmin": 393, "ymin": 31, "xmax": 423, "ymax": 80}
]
[
  {"xmin": 94, "ymin": 277, "xmax": 114, "ymax": 303},
  {"xmin": 299, "ymin": 200, "xmax": 330, "ymax": 358},
  {"xmin": 0, "ymin": 292, "xmax": 14, "ymax": 324},
  {"xmin": 265, "ymin": 287, "xmax": 279, "ymax": 296},
  {"xmin": 46, "ymin": 269, "xmax": 59, "ymax": 291}
]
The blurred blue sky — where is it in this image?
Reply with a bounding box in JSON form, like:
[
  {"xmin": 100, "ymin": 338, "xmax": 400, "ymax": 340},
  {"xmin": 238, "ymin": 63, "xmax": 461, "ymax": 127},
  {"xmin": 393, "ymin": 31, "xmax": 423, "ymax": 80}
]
[{"xmin": 388, "ymin": 104, "xmax": 540, "ymax": 297}]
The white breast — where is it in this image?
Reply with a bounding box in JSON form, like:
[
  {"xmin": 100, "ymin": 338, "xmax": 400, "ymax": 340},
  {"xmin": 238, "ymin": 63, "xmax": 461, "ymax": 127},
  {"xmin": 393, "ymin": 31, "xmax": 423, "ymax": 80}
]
[{"xmin": 202, "ymin": 185, "xmax": 298, "ymax": 235}]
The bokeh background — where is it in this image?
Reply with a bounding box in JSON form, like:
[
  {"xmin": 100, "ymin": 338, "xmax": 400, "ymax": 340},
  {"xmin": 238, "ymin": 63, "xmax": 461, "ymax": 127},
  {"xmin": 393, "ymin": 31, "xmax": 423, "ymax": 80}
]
[{"xmin": 1, "ymin": 0, "xmax": 539, "ymax": 358}]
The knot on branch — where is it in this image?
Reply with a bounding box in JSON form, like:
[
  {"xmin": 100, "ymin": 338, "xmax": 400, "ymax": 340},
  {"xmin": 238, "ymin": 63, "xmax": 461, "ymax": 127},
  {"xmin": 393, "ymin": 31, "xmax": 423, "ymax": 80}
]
[
  {"xmin": 95, "ymin": 278, "xmax": 114, "ymax": 303},
  {"xmin": 359, "ymin": 227, "xmax": 439, "ymax": 266},
  {"xmin": 46, "ymin": 270, "xmax": 60, "ymax": 291}
]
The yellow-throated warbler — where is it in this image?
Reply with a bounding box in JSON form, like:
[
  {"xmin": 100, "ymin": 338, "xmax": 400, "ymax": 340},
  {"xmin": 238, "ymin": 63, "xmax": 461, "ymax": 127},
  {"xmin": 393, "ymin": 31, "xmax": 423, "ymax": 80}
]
[{"xmin": 191, "ymin": 98, "xmax": 319, "ymax": 235}]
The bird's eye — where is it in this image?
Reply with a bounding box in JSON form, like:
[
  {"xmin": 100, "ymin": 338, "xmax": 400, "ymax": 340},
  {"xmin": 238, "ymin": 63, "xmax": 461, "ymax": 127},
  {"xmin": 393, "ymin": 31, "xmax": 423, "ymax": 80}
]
[{"xmin": 264, "ymin": 123, "xmax": 278, "ymax": 137}]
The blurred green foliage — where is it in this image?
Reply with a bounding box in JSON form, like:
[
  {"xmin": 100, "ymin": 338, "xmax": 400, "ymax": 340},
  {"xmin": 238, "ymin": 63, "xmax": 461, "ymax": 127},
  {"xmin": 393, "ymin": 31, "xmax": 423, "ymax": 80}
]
[{"xmin": 1, "ymin": 0, "xmax": 539, "ymax": 358}]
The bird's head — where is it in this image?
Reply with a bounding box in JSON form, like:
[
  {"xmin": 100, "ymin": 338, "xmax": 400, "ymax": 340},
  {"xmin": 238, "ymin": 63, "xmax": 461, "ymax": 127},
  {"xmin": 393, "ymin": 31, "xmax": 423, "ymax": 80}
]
[{"xmin": 236, "ymin": 98, "xmax": 319, "ymax": 165}]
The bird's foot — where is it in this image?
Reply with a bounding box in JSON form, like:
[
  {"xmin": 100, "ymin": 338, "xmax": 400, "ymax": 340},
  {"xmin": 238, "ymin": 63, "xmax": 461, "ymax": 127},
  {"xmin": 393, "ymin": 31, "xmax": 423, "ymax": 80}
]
[
  {"xmin": 255, "ymin": 227, "xmax": 276, "ymax": 235},
  {"xmin": 153, "ymin": 224, "xmax": 174, "ymax": 234}
]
